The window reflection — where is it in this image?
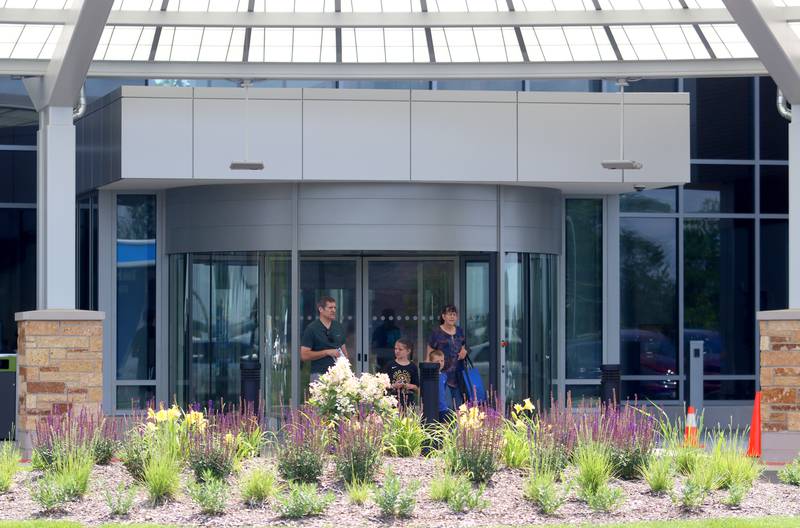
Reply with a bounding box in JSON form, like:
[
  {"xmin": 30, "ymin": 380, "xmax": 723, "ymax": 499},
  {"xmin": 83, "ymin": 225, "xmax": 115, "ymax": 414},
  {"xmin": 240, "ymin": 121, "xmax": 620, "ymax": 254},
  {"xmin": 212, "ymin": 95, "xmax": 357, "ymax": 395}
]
[{"xmin": 685, "ymin": 165, "xmax": 753, "ymax": 214}]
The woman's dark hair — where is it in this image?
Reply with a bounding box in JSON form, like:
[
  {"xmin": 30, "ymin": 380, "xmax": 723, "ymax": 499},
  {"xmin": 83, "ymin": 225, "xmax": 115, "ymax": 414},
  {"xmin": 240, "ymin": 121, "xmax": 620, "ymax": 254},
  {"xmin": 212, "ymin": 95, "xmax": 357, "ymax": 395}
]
[
  {"xmin": 395, "ymin": 337, "xmax": 415, "ymax": 357},
  {"xmin": 438, "ymin": 304, "xmax": 458, "ymax": 325}
]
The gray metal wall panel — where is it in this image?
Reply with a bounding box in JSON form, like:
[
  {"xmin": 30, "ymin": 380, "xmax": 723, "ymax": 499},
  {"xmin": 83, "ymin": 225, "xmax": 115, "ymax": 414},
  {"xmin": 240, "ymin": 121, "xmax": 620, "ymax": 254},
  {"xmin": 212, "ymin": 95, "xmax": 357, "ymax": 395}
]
[
  {"xmin": 164, "ymin": 183, "xmax": 560, "ymax": 255},
  {"xmin": 298, "ymin": 225, "xmax": 498, "ymax": 252}
]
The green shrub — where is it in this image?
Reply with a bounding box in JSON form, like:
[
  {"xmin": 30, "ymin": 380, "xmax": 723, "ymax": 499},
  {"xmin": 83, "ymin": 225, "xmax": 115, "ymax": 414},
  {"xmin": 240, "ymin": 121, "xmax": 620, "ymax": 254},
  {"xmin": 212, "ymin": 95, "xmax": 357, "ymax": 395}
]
[
  {"xmin": 778, "ymin": 456, "xmax": 800, "ymax": 486},
  {"xmin": 240, "ymin": 467, "xmax": 280, "ymax": 507},
  {"xmin": 52, "ymin": 449, "xmax": 93, "ymax": 500},
  {"xmin": 674, "ymin": 481, "xmax": 708, "ymax": 511},
  {"xmin": 438, "ymin": 405, "xmax": 504, "ymax": 483},
  {"xmin": 384, "ymin": 411, "xmax": 426, "ymax": 458},
  {"xmin": 345, "ymin": 479, "xmax": 372, "ymax": 505},
  {"xmin": 429, "ymin": 471, "xmax": 487, "ymax": 513},
  {"xmin": 708, "ymin": 430, "xmax": 763, "ymax": 490},
  {"xmin": 187, "ymin": 433, "xmax": 237, "ymax": 482},
  {"xmin": 674, "ymin": 446, "xmax": 703, "ymax": 476},
  {"xmin": 641, "ymin": 455, "xmax": 674, "ymax": 494},
  {"xmin": 673, "ymin": 458, "xmax": 718, "ymax": 511},
  {"xmin": 120, "ymin": 431, "xmax": 149, "ymax": 481},
  {"xmin": 0, "ymin": 441, "xmax": 21, "ymax": 493},
  {"xmin": 187, "ymin": 471, "xmax": 228, "ymax": 515},
  {"xmin": 501, "ymin": 421, "xmax": 530, "ymax": 469},
  {"xmin": 30, "ymin": 475, "xmax": 68, "ymax": 512},
  {"xmin": 334, "ymin": 414, "xmax": 384, "ymax": 484},
  {"xmin": 611, "ymin": 445, "xmax": 651, "ymax": 480},
  {"xmin": 722, "ymin": 481, "xmax": 750, "ymax": 508},
  {"xmin": 372, "ymin": 467, "xmax": 419, "ymax": 518},
  {"xmin": 522, "ymin": 471, "xmax": 569, "ymax": 515},
  {"xmin": 92, "ymin": 437, "xmax": 118, "ymax": 466},
  {"xmin": 275, "ymin": 482, "xmax": 334, "ymax": 518},
  {"xmin": 142, "ymin": 451, "xmax": 181, "ymax": 505},
  {"xmin": 103, "ymin": 482, "xmax": 137, "ymax": 516},
  {"xmin": 277, "ymin": 409, "xmax": 327, "ymax": 484},
  {"xmin": 573, "ymin": 441, "xmax": 615, "ymax": 499},
  {"xmin": 584, "ymin": 484, "xmax": 625, "ymax": 512}
]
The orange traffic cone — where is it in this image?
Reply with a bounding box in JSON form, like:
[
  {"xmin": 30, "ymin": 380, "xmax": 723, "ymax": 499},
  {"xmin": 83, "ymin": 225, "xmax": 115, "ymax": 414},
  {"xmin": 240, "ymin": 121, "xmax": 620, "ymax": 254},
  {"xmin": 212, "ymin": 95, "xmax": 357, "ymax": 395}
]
[
  {"xmin": 684, "ymin": 406, "xmax": 699, "ymax": 447},
  {"xmin": 747, "ymin": 391, "xmax": 762, "ymax": 458}
]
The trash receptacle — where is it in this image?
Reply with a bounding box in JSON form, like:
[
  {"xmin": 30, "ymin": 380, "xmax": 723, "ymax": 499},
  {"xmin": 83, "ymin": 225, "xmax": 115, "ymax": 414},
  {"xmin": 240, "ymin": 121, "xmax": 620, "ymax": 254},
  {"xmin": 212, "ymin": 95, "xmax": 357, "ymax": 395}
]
[
  {"xmin": 0, "ymin": 354, "xmax": 16, "ymax": 440},
  {"xmin": 419, "ymin": 362, "xmax": 440, "ymax": 424},
  {"xmin": 240, "ymin": 358, "xmax": 261, "ymax": 414}
]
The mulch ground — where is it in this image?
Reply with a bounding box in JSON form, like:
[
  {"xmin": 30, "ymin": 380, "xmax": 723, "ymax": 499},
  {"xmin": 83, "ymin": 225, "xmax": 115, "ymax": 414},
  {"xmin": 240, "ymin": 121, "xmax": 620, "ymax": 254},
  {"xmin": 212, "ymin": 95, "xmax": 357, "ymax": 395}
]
[{"xmin": 1, "ymin": 456, "xmax": 799, "ymax": 527}]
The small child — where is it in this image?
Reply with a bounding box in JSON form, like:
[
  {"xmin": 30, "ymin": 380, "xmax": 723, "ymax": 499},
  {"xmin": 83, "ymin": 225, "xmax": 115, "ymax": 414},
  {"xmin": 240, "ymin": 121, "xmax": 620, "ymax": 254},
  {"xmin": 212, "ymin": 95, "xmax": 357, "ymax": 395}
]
[
  {"xmin": 384, "ymin": 338, "xmax": 419, "ymax": 408},
  {"xmin": 428, "ymin": 349, "xmax": 453, "ymax": 421}
]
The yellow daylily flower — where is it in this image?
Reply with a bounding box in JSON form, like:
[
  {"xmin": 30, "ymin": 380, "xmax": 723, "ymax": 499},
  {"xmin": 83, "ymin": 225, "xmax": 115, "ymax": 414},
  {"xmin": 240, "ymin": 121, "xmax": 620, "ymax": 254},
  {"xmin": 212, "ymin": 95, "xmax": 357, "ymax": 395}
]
[
  {"xmin": 513, "ymin": 403, "xmax": 523, "ymax": 414},
  {"xmin": 224, "ymin": 432, "xmax": 235, "ymax": 445},
  {"xmin": 523, "ymin": 398, "xmax": 534, "ymax": 411}
]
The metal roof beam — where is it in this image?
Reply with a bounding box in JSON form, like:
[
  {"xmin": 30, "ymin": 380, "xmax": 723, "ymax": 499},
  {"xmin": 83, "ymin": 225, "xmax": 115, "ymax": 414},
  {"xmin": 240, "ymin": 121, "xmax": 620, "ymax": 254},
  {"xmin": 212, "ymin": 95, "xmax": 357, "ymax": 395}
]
[
  {"xmin": 21, "ymin": 0, "xmax": 113, "ymax": 111},
  {"xmin": 6, "ymin": 7, "xmax": 800, "ymax": 28},
  {"xmin": 0, "ymin": 57, "xmax": 767, "ymax": 80},
  {"xmin": 722, "ymin": 0, "xmax": 800, "ymax": 103}
]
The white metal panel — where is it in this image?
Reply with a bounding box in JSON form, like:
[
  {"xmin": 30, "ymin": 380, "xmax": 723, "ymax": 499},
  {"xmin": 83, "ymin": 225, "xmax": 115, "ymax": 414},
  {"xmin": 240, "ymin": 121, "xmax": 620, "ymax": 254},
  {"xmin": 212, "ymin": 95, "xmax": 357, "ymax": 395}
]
[
  {"xmin": 193, "ymin": 97, "xmax": 302, "ymax": 180},
  {"xmin": 623, "ymin": 101, "xmax": 689, "ymax": 184},
  {"xmin": 121, "ymin": 96, "xmax": 193, "ymax": 179},
  {"xmin": 411, "ymin": 100, "xmax": 516, "ymax": 182},
  {"xmin": 518, "ymin": 101, "xmax": 621, "ymax": 183},
  {"xmin": 302, "ymin": 98, "xmax": 411, "ymax": 181}
]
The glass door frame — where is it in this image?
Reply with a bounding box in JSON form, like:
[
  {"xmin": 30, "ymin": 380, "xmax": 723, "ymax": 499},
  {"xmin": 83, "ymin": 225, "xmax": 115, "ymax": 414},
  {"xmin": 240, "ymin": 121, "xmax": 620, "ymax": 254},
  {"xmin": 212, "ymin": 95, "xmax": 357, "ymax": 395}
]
[
  {"xmin": 361, "ymin": 255, "xmax": 460, "ymax": 374},
  {"xmin": 460, "ymin": 254, "xmax": 498, "ymax": 400}
]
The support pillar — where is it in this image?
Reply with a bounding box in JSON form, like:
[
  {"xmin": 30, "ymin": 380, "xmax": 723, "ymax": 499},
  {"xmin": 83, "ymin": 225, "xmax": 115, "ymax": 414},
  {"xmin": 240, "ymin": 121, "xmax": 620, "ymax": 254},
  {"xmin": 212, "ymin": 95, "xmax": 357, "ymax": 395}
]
[
  {"xmin": 14, "ymin": 310, "xmax": 104, "ymax": 454},
  {"xmin": 37, "ymin": 106, "xmax": 76, "ymax": 310},
  {"xmin": 790, "ymin": 117, "xmax": 800, "ymax": 309}
]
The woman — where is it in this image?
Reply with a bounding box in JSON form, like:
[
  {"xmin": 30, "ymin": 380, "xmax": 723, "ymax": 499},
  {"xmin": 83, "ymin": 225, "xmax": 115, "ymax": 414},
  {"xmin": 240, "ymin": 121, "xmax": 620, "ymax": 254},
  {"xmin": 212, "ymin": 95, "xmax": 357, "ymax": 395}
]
[{"xmin": 426, "ymin": 304, "xmax": 468, "ymax": 409}]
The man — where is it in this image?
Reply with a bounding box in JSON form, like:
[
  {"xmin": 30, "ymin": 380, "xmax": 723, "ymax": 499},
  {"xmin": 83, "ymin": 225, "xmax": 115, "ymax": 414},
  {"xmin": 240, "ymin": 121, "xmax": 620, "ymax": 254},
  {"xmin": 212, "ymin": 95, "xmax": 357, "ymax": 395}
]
[{"xmin": 301, "ymin": 296, "xmax": 348, "ymax": 383}]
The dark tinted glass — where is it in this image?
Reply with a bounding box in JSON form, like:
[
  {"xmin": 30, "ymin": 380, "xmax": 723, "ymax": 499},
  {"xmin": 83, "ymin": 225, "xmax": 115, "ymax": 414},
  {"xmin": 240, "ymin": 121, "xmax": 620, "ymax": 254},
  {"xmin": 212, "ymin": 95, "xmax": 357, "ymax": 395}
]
[
  {"xmin": 565, "ymin": 199, "xmax": 603, "ymax": 380},
  {"xmin": 528, "ymin": 80, "xmax": 600, "ymax": 92},
  {"xmin": 116, "ymin": 195, "xmax": 157, "ymax": 381},
  {"xmin": 566, "ymin": 385, "xmax": 601, "ymax": 405},
  {"xmin": 116, "ymin": 385, "xmax": 156, "ymax": 410},
  {"xmin": 760, "ymin": 220, "xmax": 788, "ymax": 311},
  {"xmin": 686, "ymin": 77, "xmax": 754, "ymax": 160},
  {"xmin": 620, "ymin": 218, "xmax": 678, "ymax": 375},
  {"xmin": 0, "ymin": 208, "xmax": 36, "ymax": 354},
  {"xmin": 77, "ymin": 196, "xmax": 91, "ymax": 310},
  {"xmin": 684, "ymin": 219, "xmax": 754, "ymax": 376},
  {"xmin": 0, "ymin": 150, "xmax": 36, "ymax": 203},
  {"xmin": 0, "ymin": 125, "xmax": 37, "ymax": 146},
  {"xmin": 684, "ymin": 165, "xmax": 753, "ymax": 213},
  {"xmin": 339, "ymin": 80, "xmax": 431, "ymax": 90},
  {"xmin": 437, "ymin": 80, "xmax": 523, "ymax": 91},
  {"xmin": 621, "ymin": 380, "xmax": 679, "ymax": 401},
  {"xmin": 704, "ymin": 380, "xmax": 755, "ymax": 401},
  {"xmin": 760, "ymin": 165, "xmax": 788, "ymax": 214},
  {"xmin": 759, "ymin": 77, "xmax": 789, "ymax": 160},
  {"xmin": 620, "ymin": 187, "xmax": 677, "ymax": 213}
]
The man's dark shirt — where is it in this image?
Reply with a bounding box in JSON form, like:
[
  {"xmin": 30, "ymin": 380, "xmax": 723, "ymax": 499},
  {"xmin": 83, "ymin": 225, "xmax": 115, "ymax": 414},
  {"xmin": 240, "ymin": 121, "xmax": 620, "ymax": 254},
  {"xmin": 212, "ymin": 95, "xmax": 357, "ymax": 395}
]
[{"xmin": 302, "ymin": 319, "xmax": 346, "ymax": 374}]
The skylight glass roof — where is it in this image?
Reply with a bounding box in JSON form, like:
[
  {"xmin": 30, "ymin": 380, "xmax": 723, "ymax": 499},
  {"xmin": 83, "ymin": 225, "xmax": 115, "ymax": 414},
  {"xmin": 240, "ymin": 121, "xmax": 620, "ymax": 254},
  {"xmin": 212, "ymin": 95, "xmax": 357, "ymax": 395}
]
[
  {"xmin": 698, "ymin": 23, "xmax": 757, "ymax": 58},
  {"xmin": 611, "ymin": 25, "xmax": 710, "ymax": 60},
  {"xmin": 0, "ymin": 23, "xmax": 61, "ymax": 59}
]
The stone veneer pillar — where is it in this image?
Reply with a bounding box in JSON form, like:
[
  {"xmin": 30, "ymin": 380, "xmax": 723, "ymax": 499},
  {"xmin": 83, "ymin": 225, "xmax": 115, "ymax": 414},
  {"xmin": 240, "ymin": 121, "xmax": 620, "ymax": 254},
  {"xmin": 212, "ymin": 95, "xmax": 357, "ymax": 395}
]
[
  {"xmin": 758, "ymin": 309, "xmax": 800, "ymax": 464},
  {"xmin": 15, "ymin": 309, "xmax": 105, "ymax": 452}
]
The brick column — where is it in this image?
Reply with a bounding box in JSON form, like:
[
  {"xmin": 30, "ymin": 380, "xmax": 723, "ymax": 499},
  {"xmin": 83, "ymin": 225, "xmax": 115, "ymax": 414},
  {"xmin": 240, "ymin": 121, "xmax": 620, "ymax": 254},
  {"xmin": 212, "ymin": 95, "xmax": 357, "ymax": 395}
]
[
  {"xmin": 15, "ymin": 309, "xmax": 105, "ymax": 453},
  {"xmin": 758, "ymin": 309, "xmax": 800, "ymax": 464}
]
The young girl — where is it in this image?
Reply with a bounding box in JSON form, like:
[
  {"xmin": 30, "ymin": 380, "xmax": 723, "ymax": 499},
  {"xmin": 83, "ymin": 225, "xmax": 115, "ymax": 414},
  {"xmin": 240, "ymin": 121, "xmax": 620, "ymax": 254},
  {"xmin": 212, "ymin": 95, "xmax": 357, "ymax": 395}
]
[{"xmin": 384, "ymin": 337, "xmax": 419, "ymax": 408}]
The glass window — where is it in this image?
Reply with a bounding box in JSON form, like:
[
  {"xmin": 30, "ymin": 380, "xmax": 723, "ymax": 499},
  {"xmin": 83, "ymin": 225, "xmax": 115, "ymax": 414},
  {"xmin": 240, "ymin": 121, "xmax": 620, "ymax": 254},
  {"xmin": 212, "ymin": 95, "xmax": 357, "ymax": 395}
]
[
  {"xmin": 339, "ymin": 80, "xmax": 431, "ymax": 90},
  {"xmin": 0, "ymin": 124, "xmax": 37, "ymax": 146},
  {"xmin": 116, "ymin": 194, "xmax": 157, "ymax": 381},
  {"xmin": 565, "ymin": 199, "xmax": 603, "ymax": 380},
  {"xmin": 0, "ymin": 208, "xmax": 35, "ymax": 355},
  {"xmin": 622, "ymin": 380, "xmax": 679, "ymax": 401},
  {"xmin": 0, "ymin": 150, "xmax": 36, "ymax": 203},
  {"xmin": 704, "ymin": 379, "xmax": 755, "ymax": 401},
  {"xmin": 684, "ymin": 165, "xmax": 753, "ymax": 214},
  {"xmin": 77, "ymin": 193, "xmax": 98, "ymax": 311},
  {"xmin": 504, "ymin": 253, "xmax": 528, "ymax": 404},
  {"xmin": 760, "ymin": 166, "xmax": 788, "ymax": 214},
  {"xmin": 437, "ymin": 80, "xmax": 524, "ymax": 91},
  {"xmin": 465, "ymin": 260, "xmax": 492, "ymax": 397},
  {"xmin": 116, "ymin": 385, "xmax": 156, "ymax": 411},
  {"xmin": 684, "ymin": 218, "xmax": 754, "ymax": 376},
  {"xmin": 759, "ymin": 76, "xmax": 789, "ymax": 161},
  {"xmin": 686, "ymin": 77, "xmax": 754, "ymax": 160},
  {"xmin": 566, "ymin": 384, "xmax": 601, "ymax": 405},
  {"xmin": 760, "ymin": 220, "xmax": 788, "ymax": 311},
  {"xmin": 620, "ymin": 187, "xmax": 677, "ymax": 213},
  {"xmin": 530, "ymin": 254, "xmax": 558, "ymax": 405},
  {"xmin": 264, "ymin": 254, "xmax": 292, "ymax": 424},
  {"xmin": 301, "ymin": 259, "xmax": 358, "ymax": 392},
  {"xmin": 528, "ymin": 79, "xmax": 600, "ymax": 92},
  {"xmin": 620, "ymin": 218, "xmax": 678, "ymax": 376}
]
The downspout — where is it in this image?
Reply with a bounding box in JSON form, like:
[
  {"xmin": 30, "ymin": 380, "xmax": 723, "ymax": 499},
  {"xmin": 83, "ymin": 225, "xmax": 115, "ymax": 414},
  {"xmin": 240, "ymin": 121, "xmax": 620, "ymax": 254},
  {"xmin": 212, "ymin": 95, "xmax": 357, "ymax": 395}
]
[
  {"xmin": 778, "ymin": 88, "xmax": 792, "ymax": 122},
  {"xmin": 72, "ymin": 86, "xmax": 87, "ymax": 121}
]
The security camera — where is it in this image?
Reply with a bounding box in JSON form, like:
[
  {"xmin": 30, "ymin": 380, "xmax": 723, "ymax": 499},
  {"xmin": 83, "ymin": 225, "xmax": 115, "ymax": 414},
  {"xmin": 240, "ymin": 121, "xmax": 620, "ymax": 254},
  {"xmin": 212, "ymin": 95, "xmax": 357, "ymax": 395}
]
[
  {"xmin": 633, "ymin": 184, "xmax": 646, "ymax": 192},
  {"xmin": 601, "ymin": 160, "xmax": 643, "ymax": 170}
]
